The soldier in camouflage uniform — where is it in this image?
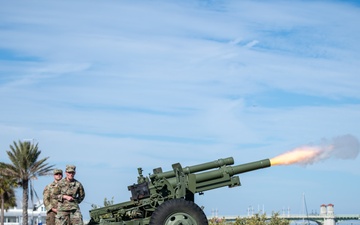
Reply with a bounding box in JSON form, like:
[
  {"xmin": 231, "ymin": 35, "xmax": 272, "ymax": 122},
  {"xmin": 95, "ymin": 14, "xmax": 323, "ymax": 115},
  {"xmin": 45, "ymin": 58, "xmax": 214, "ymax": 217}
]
[
  {"xmin": 56, "ymin": 165, "xmax": 85, "ymax": 225},
  {"xmin": 43, "ymin": 169, "xmax": 63, "ymax": 225}
]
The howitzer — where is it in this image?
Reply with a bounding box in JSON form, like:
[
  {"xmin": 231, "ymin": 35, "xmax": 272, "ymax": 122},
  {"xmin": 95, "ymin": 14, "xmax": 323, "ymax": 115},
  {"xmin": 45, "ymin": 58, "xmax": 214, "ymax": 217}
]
[{"xmin": 88, "ymin": 157, "xmax": 271, "ymax": 225}]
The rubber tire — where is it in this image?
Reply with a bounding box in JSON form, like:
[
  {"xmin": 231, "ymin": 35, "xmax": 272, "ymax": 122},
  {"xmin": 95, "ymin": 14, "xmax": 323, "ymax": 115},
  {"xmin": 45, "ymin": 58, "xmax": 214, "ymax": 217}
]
[{"xmin": 149, "ymin": 198, "xmax": 208, "ymax": 225}]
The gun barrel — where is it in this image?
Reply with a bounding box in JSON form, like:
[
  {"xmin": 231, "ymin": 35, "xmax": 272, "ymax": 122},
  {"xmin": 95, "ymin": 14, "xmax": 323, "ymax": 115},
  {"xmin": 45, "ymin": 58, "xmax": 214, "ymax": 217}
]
[
  {"xmin": 151, "ymin": 157, "xmax": 235, "ymax": 179},
  {"xmin": 195, "ymin": 158, "xmax": 271, "ymax": 183}
]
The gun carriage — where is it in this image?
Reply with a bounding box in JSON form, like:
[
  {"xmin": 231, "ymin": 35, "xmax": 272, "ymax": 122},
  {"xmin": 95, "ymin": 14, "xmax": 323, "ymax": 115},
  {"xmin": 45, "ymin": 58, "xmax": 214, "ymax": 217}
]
[{"xmin": 88, "ymin": 157, "xmax": 271, "ymax": 225}]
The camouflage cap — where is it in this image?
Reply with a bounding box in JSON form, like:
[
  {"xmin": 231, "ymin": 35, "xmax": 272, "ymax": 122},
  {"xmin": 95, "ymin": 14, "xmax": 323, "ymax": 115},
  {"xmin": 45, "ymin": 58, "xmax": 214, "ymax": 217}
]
[
  {"xmin": 53, "ymin": 169, "xmax": 63, "ymax": 175},
  {"xmin": 66, "ymin": 165, "xmax": 76, "ymax": 172}
]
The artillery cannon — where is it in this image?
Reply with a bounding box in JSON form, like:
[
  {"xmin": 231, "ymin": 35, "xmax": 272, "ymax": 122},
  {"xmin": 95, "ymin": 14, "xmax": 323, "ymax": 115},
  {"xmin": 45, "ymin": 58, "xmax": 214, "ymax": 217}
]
[{"xmin": 88, "ymin": 157, "xmax": 271, "ymax": 225}]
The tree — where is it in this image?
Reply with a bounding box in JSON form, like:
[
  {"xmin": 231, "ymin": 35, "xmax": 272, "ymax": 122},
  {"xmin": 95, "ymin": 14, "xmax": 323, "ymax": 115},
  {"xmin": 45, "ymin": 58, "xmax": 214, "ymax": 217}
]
[
  {"xmin": 233, "ymin": 216, "xmax": 250, "ymax": 225},
  {"xmin": 0, "ymin": 140, "xmax": 54, "ymax": 225},
  {"xmin": 0, "ymin": 176, "xmax": 17, "ymax": 225},
  {"xmin": 269, "ymin": 212, "xmax": 290, "ymax": 225},
  {"xmin": 247, "ymin": 213, "xmax": 267, "ymax": 225}
]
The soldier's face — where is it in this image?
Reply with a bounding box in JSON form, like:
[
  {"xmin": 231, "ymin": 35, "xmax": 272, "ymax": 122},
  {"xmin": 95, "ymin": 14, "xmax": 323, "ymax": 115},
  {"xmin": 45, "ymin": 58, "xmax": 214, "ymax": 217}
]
[
  {"xmin": 54, "ymin": 173, "xmax": 63, "ymax": 181},
  {"xmin": 66, "ymin": 171, "xmax": 75, "ymax": 181}
]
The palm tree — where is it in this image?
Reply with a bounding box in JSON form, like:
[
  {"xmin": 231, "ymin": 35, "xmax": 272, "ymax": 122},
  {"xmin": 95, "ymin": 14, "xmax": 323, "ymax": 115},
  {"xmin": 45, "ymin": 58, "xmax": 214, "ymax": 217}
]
[
  {"xmin": 0, "ymin": 176, "xmax": 17, "ymax": 225},
  {"xmin": 0, "ymin": 140, "xmax": 54, "ymax": 225}
]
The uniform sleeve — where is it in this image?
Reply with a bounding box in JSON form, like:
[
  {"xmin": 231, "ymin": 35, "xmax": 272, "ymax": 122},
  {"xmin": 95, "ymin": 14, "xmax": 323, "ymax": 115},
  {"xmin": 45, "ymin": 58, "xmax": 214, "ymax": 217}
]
[
  {"xmin": 77, "ymin": 182, "xmax": 85, "ymax": 204},
  {"xmin": 57, "ymin": 180, "xmax": 64, "ymax": 202},
  {"xmin": 43, "ymin": 185, "xmax": 52, "ymax": 213}
]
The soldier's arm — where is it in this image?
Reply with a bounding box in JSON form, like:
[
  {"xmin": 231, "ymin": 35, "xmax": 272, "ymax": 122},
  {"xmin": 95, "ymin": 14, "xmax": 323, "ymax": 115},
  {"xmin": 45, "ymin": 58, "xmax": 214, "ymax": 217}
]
[
  {"xmin": 77, "ymin": 182, "xmax": 85, "ymax": 204},
  {"xmin": 43, "ymin": 186, "xmax": 52, "ymax": 213},
  {"xmin": 56, "ymin": 181, "xmax": 64, "ymax": 202}
]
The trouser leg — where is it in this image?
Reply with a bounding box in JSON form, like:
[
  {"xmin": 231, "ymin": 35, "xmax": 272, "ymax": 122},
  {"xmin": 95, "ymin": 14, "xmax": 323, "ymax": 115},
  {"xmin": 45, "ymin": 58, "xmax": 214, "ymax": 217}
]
[
  {"xmin": 56, "ymin": 211, "xmax": 70, "ymax": 225},
  {"xmin": 69, "ymin": 209, "xmax": 84, "ymax": 225},
  {"xmin": 46, "ymin": 211, "xmax": 56, "ymax": 225}
]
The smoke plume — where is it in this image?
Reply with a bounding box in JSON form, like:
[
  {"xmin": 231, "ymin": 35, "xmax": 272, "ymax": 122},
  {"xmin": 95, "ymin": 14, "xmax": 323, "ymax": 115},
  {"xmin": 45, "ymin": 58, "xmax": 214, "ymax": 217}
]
[{"xmin": 270, "ymin": 134, "xmax": 360, "ymax": 166}]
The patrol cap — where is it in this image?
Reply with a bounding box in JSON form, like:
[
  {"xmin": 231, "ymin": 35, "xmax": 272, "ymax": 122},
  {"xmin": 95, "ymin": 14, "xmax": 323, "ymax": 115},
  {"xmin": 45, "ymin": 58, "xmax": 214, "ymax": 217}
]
[
  {"xmin": 66, "ymin": 165, "xmax": 76, "ymax": 173},
  {"xmin": 53, "ymin": 169, "xmax": 63, "ymax": 175}
]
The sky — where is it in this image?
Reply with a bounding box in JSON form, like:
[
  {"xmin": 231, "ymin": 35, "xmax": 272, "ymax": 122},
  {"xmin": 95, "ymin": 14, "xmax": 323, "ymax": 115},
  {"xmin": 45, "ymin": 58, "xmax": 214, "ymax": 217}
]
[{"xmin": 1, "ymin": 0, "xmax": 360, "ymax": 221}]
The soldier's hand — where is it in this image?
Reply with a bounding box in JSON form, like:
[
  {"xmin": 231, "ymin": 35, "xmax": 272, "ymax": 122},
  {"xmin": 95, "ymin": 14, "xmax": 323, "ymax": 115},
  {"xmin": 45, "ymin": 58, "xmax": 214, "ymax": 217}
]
[{"xmin": 63, "ymin": 195, "xmax": 74, "ymax": 201}]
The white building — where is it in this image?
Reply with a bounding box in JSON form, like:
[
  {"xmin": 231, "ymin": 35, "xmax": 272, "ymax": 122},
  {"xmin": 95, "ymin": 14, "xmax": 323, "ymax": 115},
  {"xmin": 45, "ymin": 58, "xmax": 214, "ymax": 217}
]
[{"xmin": 2, "ymin": 202, "xmax": 47, "ymax": 225}]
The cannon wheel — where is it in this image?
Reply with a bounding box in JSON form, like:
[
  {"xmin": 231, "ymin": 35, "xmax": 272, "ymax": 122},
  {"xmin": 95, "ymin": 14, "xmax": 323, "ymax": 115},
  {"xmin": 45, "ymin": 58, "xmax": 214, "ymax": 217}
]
[{"xmin": 149, "ymin": 198, "xmax": 208, "ymax": 225}]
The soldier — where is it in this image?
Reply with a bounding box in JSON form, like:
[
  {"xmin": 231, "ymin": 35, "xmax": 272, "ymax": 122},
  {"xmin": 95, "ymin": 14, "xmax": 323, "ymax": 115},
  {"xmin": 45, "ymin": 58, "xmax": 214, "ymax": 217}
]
[
  {"xmin": 56, "ymin": 165, "xmax": 85, "ymax": 225},
  {"xmin": 43, "ymin": 169, "xmax": 63, "ymax": 225}
]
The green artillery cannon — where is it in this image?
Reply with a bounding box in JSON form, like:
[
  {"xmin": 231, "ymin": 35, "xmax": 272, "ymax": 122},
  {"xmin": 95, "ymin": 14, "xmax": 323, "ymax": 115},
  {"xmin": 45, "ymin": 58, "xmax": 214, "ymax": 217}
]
[{"xmin": 88, "ymin": 157, "xmax": 271, "ymax": 225}]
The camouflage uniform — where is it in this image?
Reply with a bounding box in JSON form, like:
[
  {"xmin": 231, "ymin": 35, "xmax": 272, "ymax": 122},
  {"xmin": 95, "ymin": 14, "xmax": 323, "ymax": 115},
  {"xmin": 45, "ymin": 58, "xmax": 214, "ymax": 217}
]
[
  {"xmin": 56, "ymin": 165, "xmax": 85, "ymax": 225},
  {"xmin": 43, "ymin": 169, "xmax": 63, "ymax": 225}
]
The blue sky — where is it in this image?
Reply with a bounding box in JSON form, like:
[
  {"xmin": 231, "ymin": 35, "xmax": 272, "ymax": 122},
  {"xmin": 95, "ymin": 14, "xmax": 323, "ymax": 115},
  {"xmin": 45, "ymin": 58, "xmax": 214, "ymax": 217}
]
[{"xmin": 1, "ymin": 0, "xmax": 360, "ymax": 221}]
